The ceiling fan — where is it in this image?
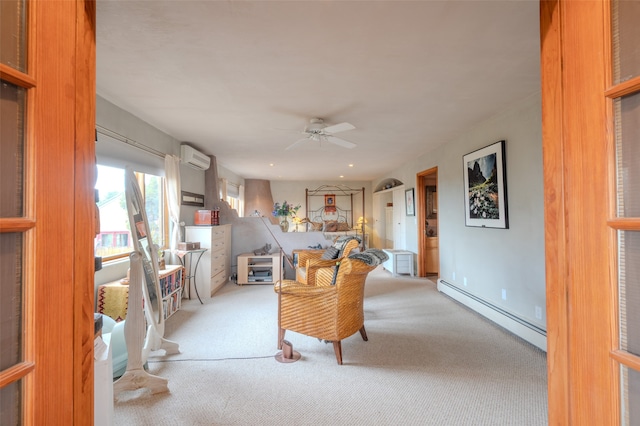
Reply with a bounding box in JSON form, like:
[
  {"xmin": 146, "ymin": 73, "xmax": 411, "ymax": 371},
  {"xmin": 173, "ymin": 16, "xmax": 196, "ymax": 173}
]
[{"xmin": 285, "ymin": 118, "xmax": 356, "ymax": 150}]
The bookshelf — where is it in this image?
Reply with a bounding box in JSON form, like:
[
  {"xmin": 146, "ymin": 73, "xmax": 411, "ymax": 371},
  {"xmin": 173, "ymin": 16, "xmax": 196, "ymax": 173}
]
[{"xmin": 159, "ymin": 265, "xmax": 183, "ymax": 320}]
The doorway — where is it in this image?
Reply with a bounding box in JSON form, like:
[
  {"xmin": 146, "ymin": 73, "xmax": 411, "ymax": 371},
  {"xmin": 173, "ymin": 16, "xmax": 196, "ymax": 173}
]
[{"xmin": 417, "ymin": 167, "xmax": 438, "ymax": 277}]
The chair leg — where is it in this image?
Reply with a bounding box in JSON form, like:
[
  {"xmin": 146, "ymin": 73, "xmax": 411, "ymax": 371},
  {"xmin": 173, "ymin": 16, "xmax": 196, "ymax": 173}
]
[
  {"xmin": 278, "ymin": 328, "xmax": 285, "ymax": 349},
  {"xmin": 332, "ymin": 341, "xmax": 343, "ymax": 365},
  {"xmin": 359, "ymin": 325, "xmax": 368, "ymax": 341}
]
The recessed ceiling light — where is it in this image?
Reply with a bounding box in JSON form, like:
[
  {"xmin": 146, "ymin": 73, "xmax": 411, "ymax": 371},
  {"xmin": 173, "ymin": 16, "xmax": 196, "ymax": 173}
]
[
  {"xmin": 339, "ymin": 175, "xmax": 344, "ymax": 178},
  {"xmin": 348, "ymin": 164, "xmax": 354, "ymax": 167},
  {"xmin": 270, "ymin": 163, "xmax": 274, "ymax": 166}
]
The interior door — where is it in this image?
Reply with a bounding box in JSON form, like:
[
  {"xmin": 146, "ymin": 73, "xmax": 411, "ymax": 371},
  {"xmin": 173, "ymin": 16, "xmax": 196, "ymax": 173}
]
[
  {"xmin": 417, "ymin": 167, "xmax": 438, "ymax": 277},
  {"xmin": 0, "ymin": 1, "xmax": 95, "ymax": 423},
  {"xmin": 542, "ymin": 0, "xmax": 640, "ymax": 423}
]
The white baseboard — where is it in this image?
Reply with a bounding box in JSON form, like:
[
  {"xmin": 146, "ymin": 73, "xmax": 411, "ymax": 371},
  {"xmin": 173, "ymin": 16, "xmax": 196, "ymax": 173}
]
[{"xmin": 437, "ymin": 279, "xmax": 547, "ymax": 352}]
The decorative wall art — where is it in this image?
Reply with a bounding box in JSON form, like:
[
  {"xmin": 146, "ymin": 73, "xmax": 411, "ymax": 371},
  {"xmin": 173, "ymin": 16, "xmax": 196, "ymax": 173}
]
[
  {"xmin": 463, "ymin": 140, "xmax": 509, "ymax": 229},
  {"xmin": 324, "ymin": 194, "xmax": 336, "ymax": 213},
  {"xmin": 180, "ymin": 191, "xmax": 204, "ymax": 207},
  {"xmin": 405, "ymin": 188, "xmax": 415, "ymax": 216}
]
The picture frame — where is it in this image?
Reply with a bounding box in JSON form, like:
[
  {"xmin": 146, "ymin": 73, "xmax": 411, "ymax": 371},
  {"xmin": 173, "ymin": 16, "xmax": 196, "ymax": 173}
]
[
  {"xmin": 324, "ymin": 194, "xmax": 336, "ymax": 213},
  {"xmin": 181, "ymin": 191, "xmax": 205, "ymax": 207},
  {"xmin": 405, "ymin": 188, "xmax": 415, "ymax": 216},
  {"xmin": 463, "ymin": 140, "xmax": 509, "ymax": 229}
]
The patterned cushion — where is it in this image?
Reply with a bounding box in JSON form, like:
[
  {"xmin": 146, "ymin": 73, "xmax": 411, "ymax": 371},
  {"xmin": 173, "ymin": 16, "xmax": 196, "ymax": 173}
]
[
  {"xmin": 348, "ymin": 249, "xmax": 389, "ymax": 266},
  {"xmin": 332, "ymin": 235, "xmax": 361, "ymax": 253},
  {"xmin": 323, "ymin": 221, "xmax": 339, "ymax": 232},
  {"xmin": 336, "ymin": 222, "xmax": 352, "ymax": 232},
  {"xmin": 321, "ymin": 246, "xmax": 340, "ymax": 260}
]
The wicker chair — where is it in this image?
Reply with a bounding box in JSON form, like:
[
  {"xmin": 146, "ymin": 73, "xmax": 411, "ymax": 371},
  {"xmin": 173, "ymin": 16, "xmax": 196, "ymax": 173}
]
[
  {"xmin": 274, "ymin": 257, "xmax": 376, "ymax": 365},
  {"xmin": 295, "ymin": 237, "xmax": 360, "ymax": 285}
]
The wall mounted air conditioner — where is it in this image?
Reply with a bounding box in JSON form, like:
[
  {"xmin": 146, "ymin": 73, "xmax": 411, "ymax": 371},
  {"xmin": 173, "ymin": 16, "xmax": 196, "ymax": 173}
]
[{"xmin": 180, "ymin": 144, "xmax": 211, "ymax": 170}]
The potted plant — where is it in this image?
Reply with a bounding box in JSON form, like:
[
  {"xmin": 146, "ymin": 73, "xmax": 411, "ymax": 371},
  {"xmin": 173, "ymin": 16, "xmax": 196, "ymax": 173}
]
[{"xmin": 272, "ymin": 201, "xmax": 301, "ymax": 232}]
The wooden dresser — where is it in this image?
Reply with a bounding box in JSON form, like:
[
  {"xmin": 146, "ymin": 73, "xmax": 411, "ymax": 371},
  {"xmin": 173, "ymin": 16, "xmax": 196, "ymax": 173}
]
[{"xmin": 185, "ymin": 224, "xmax": 232, "ymax": 297}]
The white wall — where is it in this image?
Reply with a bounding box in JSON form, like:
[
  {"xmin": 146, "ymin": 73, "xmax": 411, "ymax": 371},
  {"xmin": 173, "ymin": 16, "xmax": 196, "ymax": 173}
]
[{"xmin": 374, "ymin": 93, "xmax": 546, "ymax": 330}]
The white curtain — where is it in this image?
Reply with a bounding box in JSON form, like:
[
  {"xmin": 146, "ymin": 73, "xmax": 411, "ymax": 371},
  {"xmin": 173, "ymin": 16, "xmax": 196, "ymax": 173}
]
[{"xmin": 165, "ymin": 154, "xmax": 181, "ymax": 264}]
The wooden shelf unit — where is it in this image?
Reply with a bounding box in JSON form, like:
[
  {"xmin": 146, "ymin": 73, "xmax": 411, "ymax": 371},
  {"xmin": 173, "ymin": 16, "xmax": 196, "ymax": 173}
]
[
  {"xmin": 159, "ymin": 265, "xmax": 183, "ymax": 320},
  {"xmin": 237, "ymin": 253, "xmax": 282, "ymax": 285}
]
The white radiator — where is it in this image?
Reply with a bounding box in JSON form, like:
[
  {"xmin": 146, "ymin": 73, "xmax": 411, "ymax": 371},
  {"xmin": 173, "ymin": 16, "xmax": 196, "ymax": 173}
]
[{"xmin": 437, "ymin": 279, "xmax": 547, "ymax": 352}]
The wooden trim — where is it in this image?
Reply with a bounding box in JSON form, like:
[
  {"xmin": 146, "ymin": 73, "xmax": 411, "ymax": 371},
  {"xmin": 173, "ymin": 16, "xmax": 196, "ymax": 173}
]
[
  {"xmin": 611, "ymin": 350, "xmax": 640, "ymax": 372},
  {"xmin": 73, "ymin": 0, "xmax": 97, "ymax": 423},
  {"xmin": 33, "ymin": 0, "xmax": 76, "ymax": 421},
  {"xmin": 0, "ymin": 362, "xmax": 35, "ymax": 388},
  {"xmin": 604, "ymin": 75, "xmax": 640, "ymax": 98},
  {"xmin": 0, "ymin": 63, "xmax": 36, "ymax": 88},
  {"xmin": 0, "ymin": 218, "xmax": 36, "ymax": 232},
  {"xmin": 22, "ymin": 1, "xmax": 38, "ymax": 423},
  {"xmin": 607, "ymin": 218, "xmax": 640, "ymax": 231},
  {"xmin": 603, "ymin": 4, "xmax": 621, "ymax": 424},
  {"xmin": 542, "ymin": 0, "xmax": 618, "ymax": 423},
  {"xmin": 540, "ymin": 2, "xmax": 570, "ymax": 423}
]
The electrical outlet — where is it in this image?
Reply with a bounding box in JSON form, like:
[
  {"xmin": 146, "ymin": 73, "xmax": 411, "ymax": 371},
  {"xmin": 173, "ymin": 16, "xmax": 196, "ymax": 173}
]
[
  {"xmin": 501, "ymin": 289, "xmax": 507, "ymax": 300},
  {"xmin": 535, "ymin": 306, "xmax": 542, "ymax": 320},
  {"xmin": 463, "ymin": 277, "xmax": 467, "ymax": 286},
  {"xmin": 452, "ymin": 271, "xmax": 456, "ymax": 281}
]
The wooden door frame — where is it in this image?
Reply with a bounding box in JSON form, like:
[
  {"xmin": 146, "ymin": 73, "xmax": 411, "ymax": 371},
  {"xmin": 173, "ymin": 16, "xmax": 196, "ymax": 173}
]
[
  {"xmin": 541, "ymin": 0, "xmax": 617, "ymax": 423},
  {"xmin": 30, "ymin": 0, "xmax": 95, "ymax": 423},
  {"xmin": 416, "ymin": 167, "xmax": 437, "ymax": 277}
]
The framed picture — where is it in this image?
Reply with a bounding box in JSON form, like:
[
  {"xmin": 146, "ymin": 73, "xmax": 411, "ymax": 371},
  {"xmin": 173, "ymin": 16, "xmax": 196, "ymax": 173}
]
[
  {"xmin": 405, "ymin": 188, "xmax": 415, "ymax": 216},
  {"xmin": 463, "ymin": 140, "xmax": 509, "ymax": 229},
  {"xmin": 181, "ymin": 190, "xmax": 205, "ymax": 207},
  {"xmin": 324, "ymin": 194, "xmax": 336, "ymax": 213}
]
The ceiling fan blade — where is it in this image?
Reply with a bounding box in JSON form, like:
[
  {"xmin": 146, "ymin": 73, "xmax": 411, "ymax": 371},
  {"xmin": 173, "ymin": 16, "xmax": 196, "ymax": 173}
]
[
  {"xmin": 285, "ymin": 137, "xmax": 310, "ymax": 151},
  {"xmin": 327, "ymin": 136, "xmax": 357, "ymax": 149},
  {"xmin": 323, "ymin": 122, "xmax": 355, "ymax": 134}
]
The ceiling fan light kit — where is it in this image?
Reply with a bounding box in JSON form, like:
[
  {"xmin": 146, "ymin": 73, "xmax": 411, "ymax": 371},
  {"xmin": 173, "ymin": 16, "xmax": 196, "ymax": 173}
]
[{"xmin": 285, "ymin": 118, "xmax": 357, "ymax": 150}]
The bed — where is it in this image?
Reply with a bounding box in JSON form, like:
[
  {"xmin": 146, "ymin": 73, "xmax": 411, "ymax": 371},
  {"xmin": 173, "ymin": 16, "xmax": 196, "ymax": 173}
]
[{"xmin": 305, "ymin": 185, "xmax": 365, "ymax": 244}]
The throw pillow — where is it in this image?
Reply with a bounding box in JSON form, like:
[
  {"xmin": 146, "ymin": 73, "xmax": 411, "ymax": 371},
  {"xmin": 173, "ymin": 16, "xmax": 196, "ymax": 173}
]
[
  {"xmin": 332, "ymin": 235, "xmax": 361, "ymax": 253},
  {"xmin": 323, "ymin": 221, "xmax": 339, "ymax": 232},
  {"xmin": 321, "ymin": 246, "xmax": 340, "ymax": 260},
  {"xmin": 336, "ymin": 222, "xmax": 352, "ymax": 232}
]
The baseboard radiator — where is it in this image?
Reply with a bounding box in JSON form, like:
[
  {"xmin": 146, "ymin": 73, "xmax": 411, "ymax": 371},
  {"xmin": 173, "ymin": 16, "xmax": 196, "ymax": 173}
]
[{"xmin": 437, "ymin": 279, "xmax": 547, "ymax": 352}]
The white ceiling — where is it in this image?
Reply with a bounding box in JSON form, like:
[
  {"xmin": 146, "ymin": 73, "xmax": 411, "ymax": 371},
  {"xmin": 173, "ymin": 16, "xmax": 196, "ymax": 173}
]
[{"xmin": 96, "ymin": 0, "xmax": 540, "ymax": 182}]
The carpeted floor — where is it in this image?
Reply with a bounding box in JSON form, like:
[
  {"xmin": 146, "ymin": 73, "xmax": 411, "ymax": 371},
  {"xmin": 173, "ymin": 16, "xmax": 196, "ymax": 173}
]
[{"xmin": 112, "ymin": 267, "xmax": 548, "ymax": 425}]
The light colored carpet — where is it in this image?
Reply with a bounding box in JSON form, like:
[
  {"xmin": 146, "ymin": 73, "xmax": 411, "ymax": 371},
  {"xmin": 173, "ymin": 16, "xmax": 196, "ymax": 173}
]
[{"xmin": 113, "ymin": 267, "xmax": 548, "ymax": 425}]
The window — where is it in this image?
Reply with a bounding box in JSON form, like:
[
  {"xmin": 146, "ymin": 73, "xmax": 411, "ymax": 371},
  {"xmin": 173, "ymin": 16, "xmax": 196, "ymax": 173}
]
[{"xmin": 94, "ymin": 164, "xmax": 167, "ymax": 261}]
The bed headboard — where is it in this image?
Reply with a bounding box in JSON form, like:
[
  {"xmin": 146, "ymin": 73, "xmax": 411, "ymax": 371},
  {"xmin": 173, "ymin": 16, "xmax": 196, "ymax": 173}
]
[
  {"xmin": 305, "ymin": 185, "xmax": 365, "ymax": 229},
  {"xmin": 308, "ymin": 205, "xmax": 351, "ymax": 225}
]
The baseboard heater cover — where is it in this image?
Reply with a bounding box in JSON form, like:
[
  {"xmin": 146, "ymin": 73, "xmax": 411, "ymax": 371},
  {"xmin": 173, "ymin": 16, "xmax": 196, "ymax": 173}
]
[{"xmin": 437, "ymin": 279, "xmax": 547, "ymax": 352}]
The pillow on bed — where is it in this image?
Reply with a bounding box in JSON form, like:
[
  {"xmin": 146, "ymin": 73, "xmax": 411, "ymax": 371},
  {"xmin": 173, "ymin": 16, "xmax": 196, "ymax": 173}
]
[
  {"xmin": 309, "ymin": 221, "xmax": 323, "ymax": 232},
  {"xmin": 323, "ymin": 221, "xmax": 339, "ymax": 232},
  {"xmin": 336, "ymin": 222, "xmax": 352, "ymax": 232}
]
